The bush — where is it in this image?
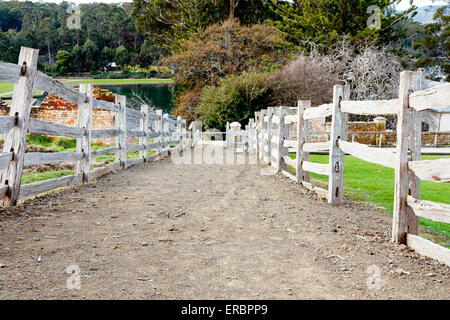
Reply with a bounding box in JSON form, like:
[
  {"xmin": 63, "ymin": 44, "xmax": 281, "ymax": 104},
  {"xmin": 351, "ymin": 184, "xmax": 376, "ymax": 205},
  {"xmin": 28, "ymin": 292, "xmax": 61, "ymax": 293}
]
[
  {"xmin": 166, "ymin": 20, "xmax": 289, "ymax": 90},
  {"xmin": 197, "ymin": 72, "xmax": 270, "ymax": 130},
  {"xmin": 267, "ymin": 55, "xmax": 339, "ymax": 107}
]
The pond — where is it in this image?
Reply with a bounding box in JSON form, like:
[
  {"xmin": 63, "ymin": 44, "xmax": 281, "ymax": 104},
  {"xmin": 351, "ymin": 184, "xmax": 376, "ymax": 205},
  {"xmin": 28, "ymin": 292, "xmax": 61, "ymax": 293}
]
[{"xmin": 102, "ymin": 84, "xmax": 176, "ymax": 114}]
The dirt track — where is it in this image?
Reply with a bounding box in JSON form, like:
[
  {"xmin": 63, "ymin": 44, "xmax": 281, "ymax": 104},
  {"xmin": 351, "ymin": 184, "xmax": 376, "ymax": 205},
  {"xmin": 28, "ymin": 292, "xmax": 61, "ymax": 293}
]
[{"xmin": 0, "ymin": 156, "xmax": 448, "ymax": 299}]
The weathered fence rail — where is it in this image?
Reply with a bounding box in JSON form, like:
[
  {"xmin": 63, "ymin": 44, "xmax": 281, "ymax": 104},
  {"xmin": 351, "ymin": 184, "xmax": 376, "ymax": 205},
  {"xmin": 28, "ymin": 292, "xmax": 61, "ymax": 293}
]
[
  {"xmin": 245, "ymin": 70, "xmax": 450, "ymax": 266},
  {"xmin": 0, "ymin": 47, "xmax": 189, "ymax": 206}
]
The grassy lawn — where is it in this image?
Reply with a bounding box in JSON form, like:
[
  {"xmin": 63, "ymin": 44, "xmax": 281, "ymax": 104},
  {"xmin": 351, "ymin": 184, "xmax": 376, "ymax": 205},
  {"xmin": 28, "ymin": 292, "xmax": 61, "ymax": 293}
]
[
  {"xmin": 0, "ymin": 81, "xmax": 42, "ymax": 97},
  {"xmin": 289, "ymin": 153, "xmax": 450, "ymax": 246}
]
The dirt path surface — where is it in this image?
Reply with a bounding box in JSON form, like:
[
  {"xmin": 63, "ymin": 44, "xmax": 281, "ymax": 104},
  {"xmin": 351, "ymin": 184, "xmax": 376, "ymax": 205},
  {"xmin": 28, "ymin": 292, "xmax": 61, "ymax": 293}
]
[{"xmin": 0, "ymin": 157, "xmax": 448, "ymax": 299}]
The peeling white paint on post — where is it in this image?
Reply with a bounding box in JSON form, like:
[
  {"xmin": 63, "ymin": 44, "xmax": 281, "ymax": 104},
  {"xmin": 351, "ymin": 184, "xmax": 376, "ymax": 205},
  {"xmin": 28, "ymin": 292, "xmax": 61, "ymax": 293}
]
[
  {"xmin": 328, "ymin": 85, "xmax": 349, "ymax": 205},
  {"xmin": 0, "ymin": 47, "xmax": 39, "ymax": 206},
  {"xmin": 393, "ymin": 71, "xmax": 420, "ymax": 243},
  {"xmin": 116, "ymin": 95, "xmax": 127, "ymax": 169},
  {"xmin": 140, "ymin": 105, "xmax": 149, "ymax": 161},
  {"xmin": 155, "ymin": 110, "xmax": 163, "ymax": 156},
  {"xmin": 76, "ymin": 84, "xmax": 93, "ymax": 184}
]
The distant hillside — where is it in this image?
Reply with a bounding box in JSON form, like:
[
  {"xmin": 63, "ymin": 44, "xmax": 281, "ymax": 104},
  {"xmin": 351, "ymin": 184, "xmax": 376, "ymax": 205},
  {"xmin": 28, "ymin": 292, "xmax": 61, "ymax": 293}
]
[{"xmin": 413, "ymin": 5, "xmax": 440, "ymax": 24}]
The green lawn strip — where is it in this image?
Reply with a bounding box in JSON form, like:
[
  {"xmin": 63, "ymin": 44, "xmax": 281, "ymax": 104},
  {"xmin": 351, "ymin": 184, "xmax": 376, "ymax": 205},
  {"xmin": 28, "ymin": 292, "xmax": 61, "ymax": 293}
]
[
  {"xmin": 0, "ymin": 81, "xmax": 42, "ymax": 97},
  {"xmin": 62, "ymin": 79, "xmax": 174, "ymax": 86},
  {"xmin": 26, "ymin": 134, "xmax": 76, "ymax": 152},
  {"xmin": 22, "ymin": 170, "xmax": 74, "ymax": 185},
  {"xmin": 289, "ymin": 153, "xmax": 450, "ymax": 246}
]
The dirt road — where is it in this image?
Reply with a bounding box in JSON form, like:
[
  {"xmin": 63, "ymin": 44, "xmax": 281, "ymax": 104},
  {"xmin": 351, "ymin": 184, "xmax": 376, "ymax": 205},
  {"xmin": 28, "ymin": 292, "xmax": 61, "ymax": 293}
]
[{"xmin": 0, "ymin": 157, "xmax": 448, "ymax": 299}]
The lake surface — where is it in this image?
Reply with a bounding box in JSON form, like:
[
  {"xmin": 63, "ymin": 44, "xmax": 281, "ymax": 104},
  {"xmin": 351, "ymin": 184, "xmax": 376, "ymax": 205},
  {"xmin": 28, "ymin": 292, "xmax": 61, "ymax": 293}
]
[{"xmin": 103, "ymin": 84, "xmax": 176, "ymax": 114}]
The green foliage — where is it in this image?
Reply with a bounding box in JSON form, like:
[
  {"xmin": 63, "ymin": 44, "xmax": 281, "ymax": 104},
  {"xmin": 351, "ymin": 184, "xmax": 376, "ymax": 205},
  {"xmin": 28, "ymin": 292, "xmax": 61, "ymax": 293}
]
[
  {"xmin": 414, "ymin": 4, "xmax": 449, "ymax": 80},
  {"xmin": 132, "ymin": 0, "xmax": 278, "ymax": 52},
  {"xmin": 0, "ymin": 1, "xmax": 166, "ymax": 74},
  {"xmin": 22, "ymin": 170, "xmax": 75, "ymax": 185},
  {"xmin": 267, "ymin": 0, "xmax": 416, "ymax": 49},
  {"xmin": 114, "ymin": 45, "xmax": 130, "ymax": 66},
  {"xmin": 197, "ymin": 72, "xmax": 270, "ymax": 130},
  {"xmin": 166, "ymin": 20, "xmax": 289, "ymax": 90},
  {"xmin": 52, "ymin": 50, "xmax": 71, "ymax": 74}
]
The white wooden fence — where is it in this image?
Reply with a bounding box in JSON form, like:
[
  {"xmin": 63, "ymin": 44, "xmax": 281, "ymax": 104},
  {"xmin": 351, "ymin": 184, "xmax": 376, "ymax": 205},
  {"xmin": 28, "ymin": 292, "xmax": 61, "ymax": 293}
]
[
  {"xmin": 246, "ymin": 70, "xmax": 450, "ymax": 266},
  {"xmin": 0, "ymin": 47, "xmax": 189, "ymax": 206}
]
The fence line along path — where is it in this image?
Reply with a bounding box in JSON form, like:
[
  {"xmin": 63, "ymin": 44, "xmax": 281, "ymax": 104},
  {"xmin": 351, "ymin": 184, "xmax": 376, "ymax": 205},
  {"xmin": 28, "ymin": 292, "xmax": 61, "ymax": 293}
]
[
  {"xmin": 244, "ymin": 70, "xmax": 450, "ymax": 267},
  {"xmin": 0, "ymin": 46, "xmax": 190, "ymax": 205}
]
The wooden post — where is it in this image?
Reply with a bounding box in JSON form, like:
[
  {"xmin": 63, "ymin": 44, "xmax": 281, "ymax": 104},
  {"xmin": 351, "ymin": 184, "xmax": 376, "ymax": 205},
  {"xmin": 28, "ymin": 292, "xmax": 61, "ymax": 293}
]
[
  {"xmin": 393, "ymin": 71, "xmax": 423, "ymax": 243},
  {"xmin": 296, "ymin": 101, "xmax": 310, "ymax": 183},
  {"xmin": 140, "ymin": 105, "xmax": 149, "ymax": 162},
  {"xmin": 255, "ymin": 112, "xmax": 261, "ymax": 158},
  {"xmin": 181, "ymin": 119, "xmax": 187, "ymax": 149},
  {"xmin": 176, "ymin": 116, "xmax": 182, "ymax": 149},
  {"xmin": 116, "ymin": 95, "xmax": 127, "ymax": 169},
  {"xmin": 259, "ymin": 109, "xmax": 266, "ymax": 162},
  {"xmin": 0, "ymin": 47, "xmax": 39, "ymax": 206},
  {"xmin": 76, "ymin": 84, "xmax": 93, "ymax": 184},
  {"xmin": 155, "ymin": 110, "xmax": 163, "ymax": 156},
  {"xmin": 275, "ymin": 107, "xmax": 286, "ymax": 172},
  {"xmin": 266, "ymin": 107, "xmax": 274, "ymax": 165},
  {"xmin": 328, "ymin": 85, "xmax": 350, "ymax": 205},
  {"xmin": 163, "ymin": 113, "xmax": 169, "ymax": 154}
]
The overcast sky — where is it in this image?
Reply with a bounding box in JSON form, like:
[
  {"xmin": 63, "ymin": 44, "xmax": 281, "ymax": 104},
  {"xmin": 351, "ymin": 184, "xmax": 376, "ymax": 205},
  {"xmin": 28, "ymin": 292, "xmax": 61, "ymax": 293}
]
[{"xmin": 11, "ymin": 0, "xmax": 450, "ymax": 10}]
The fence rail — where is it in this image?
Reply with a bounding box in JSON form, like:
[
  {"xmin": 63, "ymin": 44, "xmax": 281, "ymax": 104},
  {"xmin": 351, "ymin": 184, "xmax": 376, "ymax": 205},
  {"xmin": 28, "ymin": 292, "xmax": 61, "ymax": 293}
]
[
  {"xmin": 0, "ymin": 46, "xmax": 189, "ymax": 206},
  {"xmin": 245, "ymin": 70, "xmax": 450, "ymax": 266}
]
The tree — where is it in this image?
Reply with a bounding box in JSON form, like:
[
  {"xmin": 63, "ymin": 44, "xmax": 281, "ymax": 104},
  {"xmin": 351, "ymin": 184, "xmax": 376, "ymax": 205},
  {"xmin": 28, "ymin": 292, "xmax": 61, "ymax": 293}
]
[
  {"xmin": 132, "ymin": 0, "xmax": 277, "ymax": 51},
  {"xmin": 267, "ymin": 0, "xmax": 416, "ymax": 48},
  {"xmin": 165, "ymin": 20, "xmax": 288, "ymax": 90},
  {"xmin": 71, "ymin": 45, "xmax": 84, "ymax": 73},
  {"xmin": 414, "ymin": 4, "xmax": 449, "ymax": 80},
  {"xmin": 52, "ymin": 50, "xmax": 72, "ymax": 74},
  {"xmin": 100, "ymin": 46, "xmax": 115, "ymax": 68},
  {"xmin": 82, "ymin": 39, "xmax": 99, "ymax": 71},
  {"xmin": 115, "ymin": 45, "xmax": 130, "ymax": 67}
]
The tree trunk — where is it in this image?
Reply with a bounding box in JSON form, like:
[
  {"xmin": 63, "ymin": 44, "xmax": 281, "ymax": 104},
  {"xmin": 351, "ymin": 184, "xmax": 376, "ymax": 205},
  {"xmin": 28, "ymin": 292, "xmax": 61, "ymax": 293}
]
[{"xmin": 229, "ymin": 0, "xmax": 235, "ymax": 20}]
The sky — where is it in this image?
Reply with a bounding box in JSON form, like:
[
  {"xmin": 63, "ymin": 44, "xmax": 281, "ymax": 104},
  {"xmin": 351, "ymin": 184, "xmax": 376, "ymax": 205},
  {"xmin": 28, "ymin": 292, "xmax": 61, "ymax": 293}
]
[{"xmin": 10, "ymin": 0, "xmax": 450, "ymax": 9}]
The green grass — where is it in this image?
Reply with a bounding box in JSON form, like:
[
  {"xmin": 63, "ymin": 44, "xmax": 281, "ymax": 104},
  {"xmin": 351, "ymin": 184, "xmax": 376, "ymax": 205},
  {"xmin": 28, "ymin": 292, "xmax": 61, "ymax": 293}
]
[
  {"xmin": 62, "ymin": 79, "xmax": 174, "ymax": 85},
  {"xmin": 22, "ymin": 170, "xmax": 74, "ymax": 185},
  {"xmin": 289, "ymin": 154, "xmax": 450, "ymax": 246},
  {"xmin": 0, "ymin": 81, "xmax": 42, "ymax": 97},
  {"xmin": 93, "ymin": 149, "xmax": 157, "ymax": 165},
  {"xmin": 27, "ymin": 134, "xmax": 76, "ymax": 152}
]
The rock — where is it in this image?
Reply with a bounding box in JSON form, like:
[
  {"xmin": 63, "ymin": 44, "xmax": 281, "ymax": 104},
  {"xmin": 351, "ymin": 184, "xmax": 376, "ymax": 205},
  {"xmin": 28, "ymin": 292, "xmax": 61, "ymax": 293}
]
[
  {"xmin": 396, "ymin": 269, "xmax": 410, "ymax": 275},
  {"xmin": 141, "ymin": 242, "xmax": 149, "ymax": 247}
]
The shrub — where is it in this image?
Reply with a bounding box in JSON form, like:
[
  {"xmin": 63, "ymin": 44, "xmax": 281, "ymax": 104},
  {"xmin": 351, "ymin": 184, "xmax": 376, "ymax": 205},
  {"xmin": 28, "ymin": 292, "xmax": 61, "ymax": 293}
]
[
  {"xmin": 197, "ymin": 72, "xmax": 270, "ymax": 130},
  {"xmin": 165, "ymin": 20, "xmax": 289, "ymax": 90},
  {"xmin": 267, "ymin": 55, "xmax": 339, "ymax": 107}
]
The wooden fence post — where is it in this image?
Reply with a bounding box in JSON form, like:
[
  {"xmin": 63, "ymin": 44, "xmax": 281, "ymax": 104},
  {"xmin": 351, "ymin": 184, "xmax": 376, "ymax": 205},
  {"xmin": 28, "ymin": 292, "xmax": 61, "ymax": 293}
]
[
  {"xmin": 163, "ymin": 113, "xmax": 169, "ymax": 154},
  {"xmin": 155, "ymin": 110, "xmax": 163, "ymax": 156},
  {"xmin": 76, "ymin": 84, "xmax": 93, "ymax": 184},
  {"xmin": 116, "ymin": 95, "xmax": 127, "ymax": 169},
  {"xmin": 140, "ymin": 104, "xmax": 149, "ymax": 162},
  {"xmin": 408, "ymin": 70, "xmax": 425, "ymax": 235},
  {"xmin": 328, "ymin": 85, "xmax": 350, "ymax": 205},
  {"xmin": 296, "ymin": 101, "xmax": 310, "ymax": 183},
  {"xmin": 259, "ymin": 109, "xmax": 266, "ymax": 162},
  {"xmin": 0, "ymin": 47, "xmax": 39, "ymax": 206},
  {"xmin": 393, "ymin": 71, "xmax": 422, "ymax": 243},
  {"xmin": 255, "ymin": 112, "xmax": 261, "ymax": 158},
  {"xmin": 181, "ymin": 119, "xmax": 187, "ymax": 149},
  {"xmin": 176, "ymin": 116, "xmax": 182, "ymax": 149},
  {"xmin": 266, "ymin": 107, "xmax": 274, "ymax": 165},
  {"xmin": 275, "ymin": 107, "xmax": 286, "ymax": 172}
]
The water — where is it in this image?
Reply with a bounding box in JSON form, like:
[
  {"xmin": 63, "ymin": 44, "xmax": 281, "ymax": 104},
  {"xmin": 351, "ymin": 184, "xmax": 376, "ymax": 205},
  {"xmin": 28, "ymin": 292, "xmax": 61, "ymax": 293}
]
[
  {"xmin": 102, "ymin": 84, "xmax": 176, "ymax": 130},
  {"xmin": 103, "ymin": 84, "xmax": 176, "ymax": 114}
]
